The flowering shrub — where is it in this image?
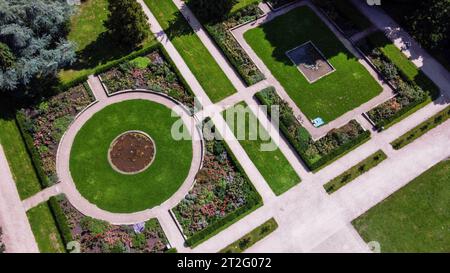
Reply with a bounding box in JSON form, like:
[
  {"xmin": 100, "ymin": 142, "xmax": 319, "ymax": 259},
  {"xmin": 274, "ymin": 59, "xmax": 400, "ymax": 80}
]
[
  {"xmin": 173, "ymin": 128, "xmax": 260, "ymax": 245},
  {"xmin": 99, "ymin": 50, "xmax": 195, "ymax": 109},
  {"xmin": 57, "ymin": 196, "xmax": 169, "ymax": 253},
  {"xmin": 256, "ymin": 87, "xmax": 370, "ymax": 170},
  {"xmin": 19, "ymin": 85, "xmax": 94, "ymax": 185}
]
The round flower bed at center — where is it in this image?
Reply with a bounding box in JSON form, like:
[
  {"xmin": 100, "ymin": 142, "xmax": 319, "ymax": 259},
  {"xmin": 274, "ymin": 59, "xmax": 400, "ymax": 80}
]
[{"xmin": 108, "ymin": 131, "xmax": 156, "ymax": 174}]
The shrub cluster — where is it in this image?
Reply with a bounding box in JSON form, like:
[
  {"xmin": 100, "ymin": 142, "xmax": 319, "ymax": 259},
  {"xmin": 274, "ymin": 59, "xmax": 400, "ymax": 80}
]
[
  {"xmin": 256, "ymin": 87, "xmax": 370, "ymax": 171},
  {"xmin": 174, "ymin": 121, "xmax": 262, "ymax": 247},
  {"xmin": 200, "ymin": 4, "xmax": 265, "ymax": 85},
  {"xmin": 99, "ymin": 49, "xmax": 195, "ymax": 109},
  {"xmin": 358, "ymin": 35, "xmax": 439, "ymax": 129}
]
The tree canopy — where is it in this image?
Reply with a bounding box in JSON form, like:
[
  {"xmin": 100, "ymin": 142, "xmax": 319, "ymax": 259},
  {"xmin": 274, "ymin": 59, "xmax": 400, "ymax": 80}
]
[
  {"xmin": 105, "ymin": 0, "xmax": 150, "ymax": 49},
  {"xmin": 0, "ymin": 0, "xmax": 76, "ymax": 94},
  {"xmin": 188, "ymin": 0, "xmax": 236, "ymax": 22}
]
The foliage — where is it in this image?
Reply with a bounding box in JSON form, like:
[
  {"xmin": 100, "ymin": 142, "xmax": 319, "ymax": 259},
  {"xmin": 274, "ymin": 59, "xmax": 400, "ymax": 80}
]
[
  {"xmin": 105, "ymin": 0, "xmax": 150, "ymax": 48},
  {"xmin": 174, "ymin": 121, "xmax": 262, "ymax": 247},
  {"xmin": 0, "ymin": 227, "xmax": 5, "ymax": 253},
  {"xmin": 56, "ymin": 195, "xmax": 169, "ymax": 253},
  {"xmin": 0, "ymin": 0, "xmax": 76, "ymax": 93},
  {"xmin": 220, "ymin": 218, "xmax": 278, "ymax": 253},
  {"xmin": 256, "ymin": 87, "xmax": 370, "ymax": 171},
  {"xmin": 17, "ymin": 85, "xmax": 94, "ymax": 186},
  {"xmin": 312, "ymin": 0, "xmax": 372, "ymax": 37},
  {"xmin": 99, "ymin": 50, "xmax": 195, "ymax": 109},
  {"xmin": 188, "ymin": 0, "xmax": 237, "ymax": 22},
  {"xmin": 324, "ymin": 150, "xmax": 387, "ymax": 194},
  {"xmin": 391, "ymin": 105, "xmax": 450, "ymax": 150},
  {"xmin": 0, "ymin": 42, "xmax": 14, "ymax": 70},
  {"xmin": 203, "ymin": 4, "xmax": 265, "ymax": 85}
]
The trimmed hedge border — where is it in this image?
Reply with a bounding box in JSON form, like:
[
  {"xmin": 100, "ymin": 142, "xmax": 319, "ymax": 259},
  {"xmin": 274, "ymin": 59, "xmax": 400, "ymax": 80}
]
[
  {"xmin": 391, "ymin": 105, "xmax": 450, "ymax": 150},
  {"xmin": 183, "ymin": 122, "xmax": 263, "ymax": 248},
  {"xmin": 255, "ymin": 87, "xmax": 371, "ymax": 171},
  {"xmin": 48, "ymin": 195, "xmax": 73, "ymax": 248},
  {"xmin": 324, "ymin": 150, "xmax": 387, "ymax": 194}
]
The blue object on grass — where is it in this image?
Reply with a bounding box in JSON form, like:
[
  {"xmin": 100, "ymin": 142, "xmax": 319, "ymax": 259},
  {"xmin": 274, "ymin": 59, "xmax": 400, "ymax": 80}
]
[{"xmin": 312, "ymin": 117, "xmax": 325, "ymax": 127}]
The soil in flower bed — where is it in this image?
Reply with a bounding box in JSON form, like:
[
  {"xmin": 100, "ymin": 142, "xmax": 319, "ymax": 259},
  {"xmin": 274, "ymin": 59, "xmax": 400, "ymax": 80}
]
[
  {"xmin": 109, "ymin": 132, "xmax": 155, "ymax": 174},
  {"xmin": 99, "ymin": 50, "xmax": 195, "ymax": 109},
  {"xmin": 173, "ymin": 123, "xmax": 261, "ymax": 240},
  {"xmin": 19, "ymin": 84, "xmax": 94, "ymax": 185},
  {"xmin": 57, "ymin": 196, "xmax": 170, "ymax": 253}
]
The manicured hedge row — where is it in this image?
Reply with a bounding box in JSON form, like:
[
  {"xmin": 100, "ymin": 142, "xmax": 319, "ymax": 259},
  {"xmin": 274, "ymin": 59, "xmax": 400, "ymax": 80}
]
[
  {"xmin": 48, "ymin": 196, "xmax": 73, "ymax": 248},
  {"xmin": 324, "ymin": 150, "xmax": 387, "ymax": 194},
  {"xmin": 184, "ymin": 122, "xmax": 263, "ymax": 247},
  {"xmin": 255, "ymin": 87, "xmax": 371, "ymax": 171},
  {"xmin": 197, "ymin": 4, "xmax": 265, "ymax": 86},
  {"xmin": 391, "ymin": 105, "xmax": 450, "ymax": 150},
  {"xmin": 15, "ymin": 112, "xmax": 52, "ymax": 188}
]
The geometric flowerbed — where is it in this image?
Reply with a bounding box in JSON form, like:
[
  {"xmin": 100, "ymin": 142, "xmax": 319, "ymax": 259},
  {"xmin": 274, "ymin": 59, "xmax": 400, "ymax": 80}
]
[
  {"xmin": 17, "ymin": 84, "xmax": 95, "ymax": 186},
  {"xmin": 256, "ymin": 87, "xmax": 370, "ymax": 171},
  {"xmin": 56, "ymin": 195, "xmax": 170, "ymax": 253},
  {"xmin": 99, "ymin": 50, "xmax": 195, "ymax": 109},
  {"xmin": 173, "ymin": 122, "xmax": 262, "ymax": 247}
]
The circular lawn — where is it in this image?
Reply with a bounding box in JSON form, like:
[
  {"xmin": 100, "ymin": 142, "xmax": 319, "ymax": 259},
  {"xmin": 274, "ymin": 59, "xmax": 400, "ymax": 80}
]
[{"xmin": 69, "ymin": 99, "xmax": 193, "ymax": 213}]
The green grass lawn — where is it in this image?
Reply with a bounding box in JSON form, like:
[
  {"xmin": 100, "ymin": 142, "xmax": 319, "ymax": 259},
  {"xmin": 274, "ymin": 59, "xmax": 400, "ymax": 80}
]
[
  {"xmin": 353, "ymin": 160, "xmax": 450, "ymax": 252},
  {"xmin": 220, "ymin": 218, "xmax": 278, "ymax": 253},
  {"xmin": 144, "ymin": 0, "xmax": 236, "ymax": 102},
  {"xmin": 70, "ymin": 99, "xmax": 193, "ymax": 213},
  {"xmin": 59, "ymin": 0, "xmax": 156, "ymax": 83},
  {"xmin": 223, "ymin": 102, "xmax": 300, "ymax": 195},
  {"xmin": 0, "ymin": 116, "xmax": 42, "ymax": 200},
  {"xmin": 27, "ymin": 203, "xmax": 65, "ymax": 253},
  {"xmin": 244, "ymin": 6, "xmax": 382, "ymax": 123},
  {"xmin": 324, "ymin": 150, "xmax": 387, "ymax": 194}
]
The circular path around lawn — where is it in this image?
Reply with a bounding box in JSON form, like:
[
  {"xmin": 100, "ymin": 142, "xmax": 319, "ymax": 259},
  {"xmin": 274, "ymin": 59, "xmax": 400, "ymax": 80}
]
[{"xmin": 57, "ymin": 92, "xmax": 203, "ymax": 222}]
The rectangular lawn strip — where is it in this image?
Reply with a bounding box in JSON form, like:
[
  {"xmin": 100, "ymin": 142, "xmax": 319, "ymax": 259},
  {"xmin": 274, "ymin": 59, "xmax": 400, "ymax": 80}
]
[
  {"xmin": 59, "ymin": 0, "xmax": 156, "ymax": 84},
  {"xmin": 143, "ymin": 0, "xmax": 236, "ymax": 102},
  {"xmin": 352, "ymin": 160, "xmax": 450, "ymax": 252},
  {"xmin": 219, "ymin": 218, "xmax": 278, "ymax": 253},
  {"xmin": 255, "ymin": 87, "xmax": 371, "ymax": 171},
  {"xmin": 27, "ymin": 203, "xmax": 65, "ymax": 253},
  {"xmin": 223, "ymin": 102, "xmax": 300, "ymax": 195},
  {"xmin": 244, "ymin": 6, "xmax": 382, "ymax": 123},
  {"xmin": 391, "ymin": 105, "xmax": 450, "ymax": 150},
  {"xmin": 0, "ymin": 116, "xmax": 42, "ymax": 200},
  {"xmin": 324, "ymin": 150, "xmax": 387, "ymax": 194},
  {"xmin": 231, "ymin": 0, "xmax": 262, "ymax": 13}
]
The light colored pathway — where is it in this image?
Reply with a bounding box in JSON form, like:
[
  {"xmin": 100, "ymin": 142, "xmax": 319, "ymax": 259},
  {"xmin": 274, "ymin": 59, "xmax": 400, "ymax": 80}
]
[
  {"xmin": 56, "ymin": 90, "xmax": 203, "ymax": 225},
  {"xmin": 351, "ymin": 0, "xmax": 450, "ymax": 98},
  {"xmin": 230, "ymin": 0, "xmax": 395, "ymax": 140},
  {"xmin": 87, "ymin": 75, "xmax": 108, "ymax": 101},
  {"xmin": 22, "ymin": 184, "xmax": 62, "ymax": 211},
  {"xmin": 0, "ymin": 145, "xmax": 39, "ymax": 253}
]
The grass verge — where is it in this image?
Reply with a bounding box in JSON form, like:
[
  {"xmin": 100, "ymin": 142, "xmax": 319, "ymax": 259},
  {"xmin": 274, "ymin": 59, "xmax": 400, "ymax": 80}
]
[
  {"xmin": 144, "ymin": 0, "xmax": 236, "ymax": 102},
  {"xmin": 220, "ymin": 218, "xmax": 278, "ymax": 253},
  {"xmin": 223, "ymin": 102, "xmax": 300, "ymax": 195},
  {"xmin": 391, "ymin": 105, "xmax": 450, "ymax": 150},
  {"xmin": 324, "ymin": 150, "xmax": 387, "ymax": 194}
]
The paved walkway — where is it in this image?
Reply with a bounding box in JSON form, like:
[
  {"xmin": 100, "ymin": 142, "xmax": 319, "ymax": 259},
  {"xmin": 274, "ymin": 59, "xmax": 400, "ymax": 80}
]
[
  {"xmin": 351, "ymin": 0, "xmax": 450, "ymax": 98},
  {"xmin": 22, "ymin": 184, "xmax": 62, "ymax": 211},
  {"xmin": 0, "ymin": 145, "xmax": 39, "ymax": 253},
  {"xmin": 10, "ymin": 0, "xmax": 450, "ymax": 253},
  {"xmin": 230, "ymin": 0, "xmax": 395, "ymax": 140},
  {"xmin": 55, "ymin": 89, "xmax": 204, "ymax": 225}
]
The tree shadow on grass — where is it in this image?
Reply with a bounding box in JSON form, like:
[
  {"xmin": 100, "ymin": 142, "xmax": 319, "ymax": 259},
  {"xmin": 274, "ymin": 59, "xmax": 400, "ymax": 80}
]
[{"xmin": 68, "ymin": 31, "xmax": 143, "ymax": 72}]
